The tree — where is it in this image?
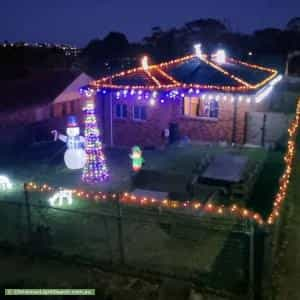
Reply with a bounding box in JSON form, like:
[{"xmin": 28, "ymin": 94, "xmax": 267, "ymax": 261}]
[
  {"xmin": 102, "ymin": 32, "xmax": 130, "ymax": 58},
  {"xmin": 287, "ymin": 17, "xmax": 300, "ymax": 32},
  {"xmin": 183, "ymin": 18, "xmax": 229, "ymax": 52},
  {"xmin": 82, "ymin": 100, "xmax": 109, "ymax": 184},
  {"xmin": 253, "ymin": 28, "xmax": 283, "ymax": 54}
]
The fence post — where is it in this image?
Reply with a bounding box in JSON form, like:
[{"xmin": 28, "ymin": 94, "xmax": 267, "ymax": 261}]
[
  {"xmin": 116, "ymin": 193, "xmax": 125, "ymax": 264},
  {"xmin": 23, "ymin": 183, "xmax": 32, "ymax": 243},
  {"xmin": 261, "ymin": 114, "xmax": 267, "ymax": 147},
  {"xmin": 248, "ymin": 220, "xmax": 255, "ymax": 300},
  {"xmin": 103, "ymin": 216, "xmax": 113, "ymax": 265},
  {"xmin": 261, "ymin": 227, "xmax": 273, "ymax": 300}
]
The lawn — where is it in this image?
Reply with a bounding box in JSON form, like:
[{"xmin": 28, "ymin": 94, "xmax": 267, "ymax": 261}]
[{"xmin": 0, "ymin": 140, "xmax": 268, "ymax": 293}]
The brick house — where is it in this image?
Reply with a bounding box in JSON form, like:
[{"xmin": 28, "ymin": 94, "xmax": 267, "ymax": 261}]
[
  {"xmin": 0, "ymin": 71, "xmax": 92, "ymax": 127},
  {"xmin": 79, "ymin": 48, "xmax": 282, "ymax": 148}
]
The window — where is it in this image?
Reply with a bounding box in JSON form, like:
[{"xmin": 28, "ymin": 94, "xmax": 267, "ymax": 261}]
[
  {"xmin": 115, "ymin": 103, "xmax": 128, "ymax": 119},
  {"xmin": 183, "ymin": 97, "xmax": 219, "ymax": 119},
  {"xmin": 70, "ymin": 101, "xmax": 76, "ymax": 114},
  {"xmin": 133, "ymin": 105, "xmax": 147, "ymax": 121},
  {"xmin": 62, "ymin": 102, "xmax": 69, "ymax": 116}
]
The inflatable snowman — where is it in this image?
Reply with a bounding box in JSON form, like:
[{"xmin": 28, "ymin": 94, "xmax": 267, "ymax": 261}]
[{"xmin": 51, "ymin": 116, "xmax": 86, "ymax": 170}]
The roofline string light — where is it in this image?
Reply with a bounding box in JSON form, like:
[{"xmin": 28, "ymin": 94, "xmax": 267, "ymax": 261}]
[{"xmin": 87, "ymin": 52, "xmax": 278, "ymax": 94}]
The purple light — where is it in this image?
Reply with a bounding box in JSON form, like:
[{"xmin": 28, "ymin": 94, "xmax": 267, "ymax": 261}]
[{"xmin": 160, "ymin": 99, "xmax": 165, "ymax": 103}]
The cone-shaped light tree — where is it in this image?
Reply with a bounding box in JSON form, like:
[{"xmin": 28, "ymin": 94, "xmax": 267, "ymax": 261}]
[{"xmin": 82, "ymin": 100, "xmax": 109, "ymax": 183}]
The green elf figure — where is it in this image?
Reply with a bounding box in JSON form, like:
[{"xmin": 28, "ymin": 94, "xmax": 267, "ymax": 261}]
[{"xmin": 130, "ymin": 146, "xmax": 144, "ymax": 172}]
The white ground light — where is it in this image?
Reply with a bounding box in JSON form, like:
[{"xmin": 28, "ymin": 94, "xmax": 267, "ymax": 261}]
[{"xmin": 0, "ymin": 175, "xmax": 12, "ymax": 191}]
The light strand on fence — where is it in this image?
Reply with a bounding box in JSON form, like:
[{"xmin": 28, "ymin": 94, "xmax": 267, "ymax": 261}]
[{"xmin": 25, "ymin": 182, "xmax": 264, "ymax": 225}]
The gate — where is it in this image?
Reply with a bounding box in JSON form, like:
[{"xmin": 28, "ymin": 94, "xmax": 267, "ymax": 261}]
[{"xmin": 246, "ymin": 112, "xmax": 289, "ymax": 146}]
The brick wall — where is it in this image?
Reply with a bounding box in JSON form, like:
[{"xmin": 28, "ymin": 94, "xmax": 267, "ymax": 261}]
[
  {"xmin": 21, "ymin": 95, "xmax": 253, "ymax": 148},
  {"xmin": 97, "ymin": 94, "xmax": 252, "ymax": 148},
  {"xmin": 109, "ymin": 97, "xmax": 176, "ymax": 147}
]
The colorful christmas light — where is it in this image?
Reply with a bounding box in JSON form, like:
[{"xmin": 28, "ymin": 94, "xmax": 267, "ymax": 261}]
[
  {"xmin": 82, "ymin": 100, "xmax": 109, "ymax": 184},
  {"xmin": 87, "ymin": 53, "xmax": 278, "ymax": 94}
]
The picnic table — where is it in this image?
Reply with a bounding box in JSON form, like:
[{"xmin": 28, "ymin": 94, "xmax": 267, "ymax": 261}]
[{"xmin": 200, "ymin": 153, "xmax": 249, "ymax": 184}]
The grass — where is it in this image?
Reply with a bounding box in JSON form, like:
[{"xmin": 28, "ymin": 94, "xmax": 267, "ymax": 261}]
[
  {"xmin": 0, "ymin": 141, "xmax": 268, "ymax": 293},
  {"xmin": 248, "ymin": 151, "xmax": 285, "ymax": 218},
  {"xmin": 272, "ymin": 134, "xmax": 300, "ymax": 299}
]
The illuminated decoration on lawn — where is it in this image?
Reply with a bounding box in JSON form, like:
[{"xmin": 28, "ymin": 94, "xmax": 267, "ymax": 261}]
[
  {"xmin": 27, "ymin": 100, "xmax": 300, "ymax": 225},
  {"xmin": 130, "ymin": 146, "xmax": 144, "ymax": 172},
  {"xmin": 26, "ymin": 97, "xmax": 300, "ymax": 226},
  {"xmin": 82, "ymin": 100, "xmax": 109, "ymax": 184},
  {"xmin": 212, "ymin": 49, "xmax": 226, "ymax": 64},
  {"xmin": 0, "ymin": 175, "xmax": 12, "ymax": 191},
  {"xmin": 48, "ymin": 189, "xmax": 73, "ymax": 207},
  {"xmin": 51, "ymin": 116, "xmax": 85, "ymax": 170}
]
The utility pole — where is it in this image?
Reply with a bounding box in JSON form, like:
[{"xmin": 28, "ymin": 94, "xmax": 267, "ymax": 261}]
[{"xmin": 23, "ymin": 183, "xmax": 32, "ymax": 243}]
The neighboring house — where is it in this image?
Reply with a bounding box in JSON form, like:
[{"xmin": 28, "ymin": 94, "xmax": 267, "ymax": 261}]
[
  {"xmin": 0, "ymin": 71, "xmax": 93, "ymax": 127},
  {"xmin": 80, "ymin": 48, "xmax": 282, "ymax": 148}
]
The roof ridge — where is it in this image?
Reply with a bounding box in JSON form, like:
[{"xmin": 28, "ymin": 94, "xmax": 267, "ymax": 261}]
[
  {"xmin": 89, "ymin": 53, "xmax": 278, "ymax": 93},
  {"xmin": 199, "ymin": 55, "xmax": 252, "ymax": 88}
]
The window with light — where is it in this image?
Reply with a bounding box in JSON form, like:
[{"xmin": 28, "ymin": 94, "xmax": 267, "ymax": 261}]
[{"xmin": 183, "ymin": 97, "xmax": 219, "ymax": 119}]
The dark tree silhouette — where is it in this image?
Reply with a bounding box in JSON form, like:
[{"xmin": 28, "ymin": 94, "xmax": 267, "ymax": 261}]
[{"xmin": 286, "ymin": 17, "xmax": 300, "ymax": 32}]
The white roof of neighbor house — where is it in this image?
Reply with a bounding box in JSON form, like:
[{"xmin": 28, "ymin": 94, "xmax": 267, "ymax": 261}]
[{"xmin": 53, "ymin": 73, "xmax": 93, "ymax": 104}]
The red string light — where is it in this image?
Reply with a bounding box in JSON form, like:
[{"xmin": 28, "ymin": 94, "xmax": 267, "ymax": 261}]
[{"xmin": 89, "ymin": 54, "xmax": 278, "ymax": 93}]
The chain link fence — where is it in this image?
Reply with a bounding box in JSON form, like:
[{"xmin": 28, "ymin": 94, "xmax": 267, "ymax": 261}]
[{"xmin": 0, "ymin": 186, "xmax": 269, "ymax": 299}]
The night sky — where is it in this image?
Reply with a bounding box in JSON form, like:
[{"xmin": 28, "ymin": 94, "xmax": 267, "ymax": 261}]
[{"xmin": 0, "ymin": 0, "xmax": 299, "ymax": 46}]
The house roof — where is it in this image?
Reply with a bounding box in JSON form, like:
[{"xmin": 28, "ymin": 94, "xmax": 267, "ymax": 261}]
[
  {"xmin": 87, "ymin": 54, "xmax": 279, "ymax": 94},
  {"xmin": 0, "ymin": 71, "xmax": 83, "ymax": 112},
  {"xmin": 53, "ymin": 73, "xmax": 93, "ymax": 104}
]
